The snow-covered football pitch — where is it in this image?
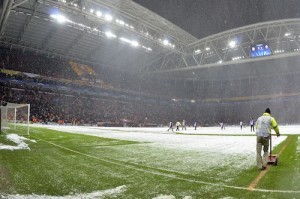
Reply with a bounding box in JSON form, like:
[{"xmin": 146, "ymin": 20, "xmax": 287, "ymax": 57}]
[{"xmin": 1, "ymin": 124, "xmax": 300, "ymax": 199}]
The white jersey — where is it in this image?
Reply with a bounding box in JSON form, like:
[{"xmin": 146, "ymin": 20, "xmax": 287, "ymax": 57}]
[{"xmin": 256, "ymin": 115, "xmax": 272, "ymax": 137}]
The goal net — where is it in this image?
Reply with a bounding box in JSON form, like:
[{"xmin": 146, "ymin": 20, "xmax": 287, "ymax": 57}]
[{"xmin": 0, "ymin": 102, "xmax": 30, "ymax": 135}]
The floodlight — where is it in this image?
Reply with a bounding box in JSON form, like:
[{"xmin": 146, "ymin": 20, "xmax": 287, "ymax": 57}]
[
  {"xmin": 194, "ymin": 49, "xmax": 201, "ymax": 54},
  {"xmin": 104, "ymin": 14, "xmax": 113, "ymax": 21},
  {"xmin": 131, "ymin": 41, "xmax": 139, "ymax": 47},
  {"xmin": 90, "ymin": 9, "xmax": 94, "ymax": 13},
  {"xmin": 163, "ymin": 39, "xmax": 169, "ymax": 45},
  {"xmin": 50, "ymin": 14, "xmax": 68, "ymax": 23},
  {"xmin": 105, "ymin": 31, "xmax": 117, "ymax": 38},
  {"xmin": 228, "ymin": 40, "xmax": 236, "ymax": 48},
  {"xmin": 96, "ymin": 11, "xmax": 102, "ymax": 17},
  {"xmin": 205, "ymin": 47, "xmax": 210, "ymax": 51},
  {"xmin": 284, "ymin": 32, "xmax": 291, "ymax": 37}
]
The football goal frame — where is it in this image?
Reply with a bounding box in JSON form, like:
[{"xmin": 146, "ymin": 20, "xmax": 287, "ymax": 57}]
[{"xmin": 0, "ymin": 101, "xmax": 30, "ymax": 135}]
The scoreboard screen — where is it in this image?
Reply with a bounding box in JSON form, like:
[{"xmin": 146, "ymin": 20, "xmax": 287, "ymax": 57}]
[{"xmin": 250, "ymin": 43, "xmax": 272, "ymax": 58}]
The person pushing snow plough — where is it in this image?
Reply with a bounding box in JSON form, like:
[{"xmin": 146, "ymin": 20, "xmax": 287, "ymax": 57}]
[{"xmin": 255, "ymin": 108, "xmax": 280, "ymax": 170}]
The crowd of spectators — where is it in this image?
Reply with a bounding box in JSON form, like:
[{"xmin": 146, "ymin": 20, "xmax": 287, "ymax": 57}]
[
  {"xmin": 1, "ymin": 80, "xmax": 193, "ymax": 126},
  {"xmin": 0, "ymin": 47, "xmax": 79, "ymax": 80}
]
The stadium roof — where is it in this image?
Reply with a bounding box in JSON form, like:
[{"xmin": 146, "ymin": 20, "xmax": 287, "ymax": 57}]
[{"xmin": 1, "ymin": 0, "xmax": 300, "ymax": 74}]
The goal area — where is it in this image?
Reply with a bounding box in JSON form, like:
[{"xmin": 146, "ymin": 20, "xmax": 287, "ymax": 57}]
[{"xmin": 0, "ymin": 102, "xmax": 30, "ymax": 135}]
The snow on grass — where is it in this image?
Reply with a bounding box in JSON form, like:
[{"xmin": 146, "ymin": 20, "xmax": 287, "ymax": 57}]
[
  {"xmin": 31, "ymin": 124, "xmax": 288, "ymax": 175},
  {"xmin": 37, "ymin": 125, "xmax": 287, "ymax": 177},
  {"xmin": 42, "ymin": 125, "xmax": 287, "ymax": 155},
  {"xmin": 0, "ymin": 134, "xmax": 36, "ymax": 150},
  {"xmin": 0, "ymin": 185, "xmax": 127, "ymax": 199},
  {"xmin": 152, "ymin": 195, "xmax": 176, "ymax": 199},
  {"xmin": 153, "ymin": 196, "xmax": 192, "ymax": 199}
]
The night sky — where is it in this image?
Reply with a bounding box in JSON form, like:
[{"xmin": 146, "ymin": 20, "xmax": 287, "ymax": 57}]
[{"xmin": 133, "ymin": 0, "xmax": 300, "ymax": 39}]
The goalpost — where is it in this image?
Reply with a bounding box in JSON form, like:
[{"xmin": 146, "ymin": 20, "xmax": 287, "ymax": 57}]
[{"xmin": 0, "ymin": 102, "xmax": 30, "ymax": 135}]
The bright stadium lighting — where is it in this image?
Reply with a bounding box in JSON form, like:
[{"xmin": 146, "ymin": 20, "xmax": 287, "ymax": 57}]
[
  {"xmin": 116, "ymin": 19, "xmax": 126, "ymax": 26},
  {"xmin": 142, "ymin": 46, "xmax": 152, "ymax": 51},
  {"xmin": 228, "ymin": 40, "xmax": 236, "ymax": 48},
  {"xmin": 105, "ymin": 31, "xmax": 117, "ymax": 38},
  {"xmin": 104, "ymin": 14, "xmax": 113, "ymax": 21},
  {"xmin": 96, "ymin": 11, "xmax": 102, "ymax": 17},
  {"xmin": 285, "ymin": 32, "xmax": 291, "ymax": 37},
  {"xmin": 50, "ymin": 14, "xmax": 68, "ymax": 23},
  {"xmin": 90, "ymin": 9, "xmax": 94, "ymax": 13},
  {"xmin": 131, "ymin": 41, "xmax": 139, "ymax": 47},
  {"xmin": 194, "ymin": 49, "xmax": 201, "ymax": 54},
  {"xmin": 163, "ymin": 39, "xmax": 169, "ymax": 45},
  {"xmin": 120, "ymin": 37, "xmax": 131, "ymax": 43},
  {"xmin": 205, "ymin": 47, "xmax": 210, "ymax": 51}
]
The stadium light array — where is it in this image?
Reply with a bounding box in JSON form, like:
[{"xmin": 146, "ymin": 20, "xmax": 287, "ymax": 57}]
[
  {"xmin": 47, "ymin": 3, "xmax": 154, "ymax": 52},
  {"xmin": 232, "ymin": 56, "xmax": 244, "ymax": 61},
  {"xmin": 274, "ymin": 50, "xmax": 284, "ymax": 53},
  {"xmin": 51, "ymin": 0, "xmax": 169, "ymax": 52},
  {"xmin": 54, "ymin": 1, "xmax": 170, "ymax": 51}
]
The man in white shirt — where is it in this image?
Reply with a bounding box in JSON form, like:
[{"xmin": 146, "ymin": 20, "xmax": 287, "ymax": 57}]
[{"xmin": 255, "ymin": 108, "xmax": 280, "ymax": 170}]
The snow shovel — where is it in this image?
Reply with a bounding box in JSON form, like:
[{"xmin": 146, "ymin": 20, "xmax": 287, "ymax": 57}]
[{"xmin": 267, "ymin": 135, "xmax": 278, "ymax": 165}]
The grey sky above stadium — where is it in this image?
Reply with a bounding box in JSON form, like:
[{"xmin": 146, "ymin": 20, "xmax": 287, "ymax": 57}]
[{"xmin": 133, "ymin": 0, "xmax": 300, "ymax": 39}]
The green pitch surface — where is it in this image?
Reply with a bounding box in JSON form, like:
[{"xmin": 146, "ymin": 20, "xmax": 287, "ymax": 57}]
[{"xmin": 0, "ymin": 127, "xmax": 300, "ymax": 198}]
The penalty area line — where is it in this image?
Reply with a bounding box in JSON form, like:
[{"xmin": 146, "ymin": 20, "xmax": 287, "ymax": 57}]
[{"xmin": 32, "ymin": 136, "xmax": 300, "ymax": 194}]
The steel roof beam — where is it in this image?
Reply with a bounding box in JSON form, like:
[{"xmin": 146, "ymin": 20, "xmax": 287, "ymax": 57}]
[
  {"xmin": 17, "ymin": 0, "xmax": 40, "ymax": 42},
  {"xmin": 12, "ymin": 0, "xmax": 29, "ymax": 9},
  {"xmin": 0, "ymin": 0, "xmax": 13, "ymax": 39}
]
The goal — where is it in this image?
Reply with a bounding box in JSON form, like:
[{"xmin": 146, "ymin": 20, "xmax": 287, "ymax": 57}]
[{"xmin": 0, "ymin": 102, "xmax": 30, "ymax": 135}]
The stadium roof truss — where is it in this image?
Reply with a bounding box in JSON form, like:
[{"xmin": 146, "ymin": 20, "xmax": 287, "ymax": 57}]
[
  {"xmin": 1, "ymin": 0, "xmax": 300, "ymax": 73},
  {"xmin": 150, "ymin": 18, "xmax": 300, "ymax": 73},
  {"xmin": 0, "ymin": 0, "xmax": 198, "ymax": 72}
]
